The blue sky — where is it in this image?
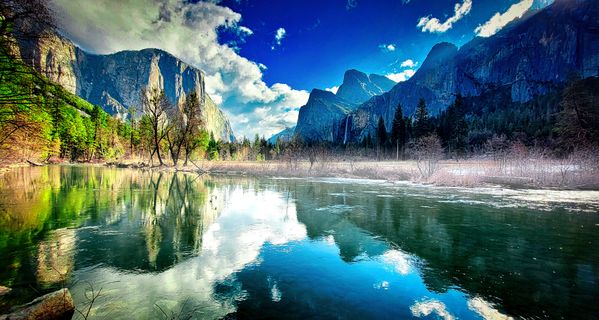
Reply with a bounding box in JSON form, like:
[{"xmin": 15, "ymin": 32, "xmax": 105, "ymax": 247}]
[
  {"xmin": 217, "ymin": 0, "xmax": 546, "ymax": 91},
  {"xmin": 52, "ymin": 0, "xmax": 553, "ymax": 138}
]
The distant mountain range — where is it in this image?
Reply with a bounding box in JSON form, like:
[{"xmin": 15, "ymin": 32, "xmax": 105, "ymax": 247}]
[
  {"xmin": 278, "ymin": 0, "xmax": 599, "ymax": 144},
  {"xmin": 291, "ymin": 70, "xmax": 396, "ymax": 143},
  {"xmin": 17, "ymin": 33, "xmax": 235, "ymax": 142}
]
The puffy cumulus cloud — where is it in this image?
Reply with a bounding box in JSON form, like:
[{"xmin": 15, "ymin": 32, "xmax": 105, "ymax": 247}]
[
  {"xmin": 400, "ymin": 59, "xmax": 417, "ymax": 68},
  {"xmin": 475, "ymin": 0, "xmax": 533, "ymax": 37},
  {"xmin": 230, "ymin": 84, "xmax": 309, "ymax": 138},
  {"xmin": 379, "ymin": 43, "xmax": 396, "ymax": 52},
  {"xmin": 51, "ymin": 0, "xmax": 308, "ymax": 138},
  {"xmin": 417, "ymin": 0, "xmax": 472, "ymax": 33},
  {"xmin": 325, "ymin": 86, "xmax": 339, "ymax": 94},
  {"xmin": 386, "ymin": 69, "xmax": 416, "ymax": 82}
]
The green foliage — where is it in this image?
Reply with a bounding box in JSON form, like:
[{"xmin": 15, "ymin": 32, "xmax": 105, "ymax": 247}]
[
  {"xmin": 0, "ymin": 46, "xmax": 129, "ymax": 162},
  {"xmin": 207, "ymin": 132, "xmax": 220, "ymax": 160}
]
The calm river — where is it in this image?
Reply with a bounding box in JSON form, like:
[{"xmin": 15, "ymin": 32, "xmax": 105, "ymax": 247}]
[{"xmin": 0, "ymin": 166, "xmax": 597, "ymax": 319}]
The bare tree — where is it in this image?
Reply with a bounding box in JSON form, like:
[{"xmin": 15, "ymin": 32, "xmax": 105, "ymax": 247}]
[
  {"xmin": 141, "ymin": 87, "xmax": 171, "ymax": 166},
  {"xmin": 413, "ymin": 134, "xmax": 444, "ymax": 179},
  {"xmin": 485, "ymin": 134, "xmax": 509, "ymax": 172},
  {"xmin": 166, "ymin": 91, "xmax": 203, "ymax": 166}
]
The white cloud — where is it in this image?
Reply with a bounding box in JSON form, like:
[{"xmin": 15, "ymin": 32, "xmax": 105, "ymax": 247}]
[
  {"xmin": 475, "ymin": 0, "xmax": 533, "ymax": 37},
  {"xmin": 51, "ymin": 0, "xmax": 307, "ymax": 139},
  {"xmin": 325, "ymin": 86, "xmax": 339, "ymax": 94},
  {"xmin": 379, "ymin": 43, "xmax": 396, "ymax": 52},
  {"xmin": 231, "ymin": 83, "xmax": 309, "ymax": 139},
  {"xmin": 400, "ymin": 59, "xmax": 417, "ymax": 68},
  {"xmin": 238, "ymin": 25, "xmax": 253, "ymax": 35},
  {"xmin": 417, "ymin": 0, "xmax": 472, "ymax": 33},
  {"xmin": 386, "ymin": 69, "xmax": 416, "ymax": 82},
  {"xmin": 274, "ymin": 27, "xmax": 286, "ymax": 45},
  {"xmin": 258, "ymin": 63, "xmax": 268, "ymax": 70}
]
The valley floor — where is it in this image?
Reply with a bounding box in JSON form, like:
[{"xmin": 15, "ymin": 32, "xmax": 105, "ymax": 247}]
[
  {"xmin": 108, "ymin": 157, "xmax": 599, "ymax": 190},
  {"xmin": 3, "ymin": 156, "xmax": 597, "ymax": 190}
]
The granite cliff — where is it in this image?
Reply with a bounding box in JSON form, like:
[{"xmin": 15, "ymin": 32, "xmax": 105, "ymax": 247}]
[
  {"xmin": 348, "ymin": 0, "xmax": 599, "ymax": 142},
  {"xmin": 293, "ymin": 70, "xmax": 395, "ymax": 143},
  {"xmin": 18, "ymin": 33, "xmax": 235, "ymax": 141}
]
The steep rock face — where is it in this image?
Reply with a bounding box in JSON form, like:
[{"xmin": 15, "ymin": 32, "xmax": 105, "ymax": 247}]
[
  {"xmin": 350, "ymin": 42, "xmax": 458, "ymax": 140},
  {"xmin": 349, "ymin": 0, "xmax": 599, "ymax": 141},
  {"xmin": 295, "ymin": 89, "xmax": 355, "ymax": 142},
  {"xmin": 455, "ymin": 0, "xmax": 599, "ymax": 102},
  {"xmin": 336, "ymin": 69, "xmax": 396, "ymax": 104},
  {"xmin": 18, "ymin": 34, "xmax": 81, "ymax": 94},
  {"xmin": 18, "ymin": 34, "xmax": 235, "ymax": 142},
  {"xmin": 268, "ymin": 126, "xmax": 296, "ymax": 144}
]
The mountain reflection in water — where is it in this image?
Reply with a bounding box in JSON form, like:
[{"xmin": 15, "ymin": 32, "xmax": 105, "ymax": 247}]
[{"xmin": 0, "ymin": 166, "xmax": 597, "ymax": 319}]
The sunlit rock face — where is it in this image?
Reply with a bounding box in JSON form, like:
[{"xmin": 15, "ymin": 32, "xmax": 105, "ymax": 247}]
[
  {"xmin": 349, "ymin": 0, "xmax": 599, "ymax": 142},
  {"xmin": 18, "ymin": 34, "xmax": 235, "ymax": 142}
]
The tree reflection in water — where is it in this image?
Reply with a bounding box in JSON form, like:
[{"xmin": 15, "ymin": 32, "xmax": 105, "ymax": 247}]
[{"xmin": 0, "ymin": 166, "xmax": 597, "ymax": 319}]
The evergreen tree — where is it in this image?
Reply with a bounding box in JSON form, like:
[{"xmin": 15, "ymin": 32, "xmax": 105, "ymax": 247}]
[
  {"xmin": 391, "ymin": 103, "xmax": 407, "ymax": 160},
  {"xmin": 377, "ymin": 116, "xmax": 388, "ymax": 147},
  {"xmin": 413, "ymin": 98, "xmax": 431, "ymax": 139},
  {"xmin": 557, "ymin": 75, "xmax": 599, "ymax": 148},
  {"xmin": 207, "ymin": 132, "xmax": 219, "ymax": 160},
  {"xmin": 452, "ymin": 94, "xmax": 468, "ymax": 155},
  {"xmin": 377, "ymin": 116, "xmax": 388, "ymax": 160}
]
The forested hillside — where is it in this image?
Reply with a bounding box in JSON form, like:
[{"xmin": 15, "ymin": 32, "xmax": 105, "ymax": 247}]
[{"xmin": 0, "ymin": 37, "xmax": 132, "ymax": 163}]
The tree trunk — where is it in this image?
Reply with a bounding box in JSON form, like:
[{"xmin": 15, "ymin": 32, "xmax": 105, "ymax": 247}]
[{"xmin": 153, "ymin": 124, "xmax": 163, "ymax": 166}]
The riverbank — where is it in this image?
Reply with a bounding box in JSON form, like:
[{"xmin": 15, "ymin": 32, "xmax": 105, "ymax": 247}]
[
  {"xmin": 3, "ymin": 156, "xmax": 598, "ymax": 190},
  {"xmin": 106, "ymin": 157, "xmax": 599, "ymax": 190}
]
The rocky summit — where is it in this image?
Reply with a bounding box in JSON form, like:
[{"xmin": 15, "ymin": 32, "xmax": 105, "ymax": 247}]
[
  {"xmin": 294, "ymin": 89, "xmax": 355, "ymax": 143},
  {"xmin": 336, "ymin": 69, "xmax": 396, "ymax": 105},
  {"xmin": 293, "ymin": 69, "xmax": 394, "ymax": 143},
  {"xmin": 17, "ymin": 33, "xmax": 235, "ymax": 142}
]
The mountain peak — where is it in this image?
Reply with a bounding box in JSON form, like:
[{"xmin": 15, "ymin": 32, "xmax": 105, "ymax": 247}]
[
  {"xmin": 343, "ymin": 69, "xmax": 369, "ymax": 83},
  {"xmin": 419, "ymin": 42, "xmax": 458, "ymax": 71},
  {"xmin": 336, "ymin": 69, "xmax": 395, "ymax": 104},
  {"xmin": 309, "ymin": 88, "xmax": 337, "ymax": 101}
]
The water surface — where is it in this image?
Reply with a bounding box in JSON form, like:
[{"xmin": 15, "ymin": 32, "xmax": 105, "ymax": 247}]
[{"xmin": 0, "ymin": 166, "xmax": 597, "ymax": 319}]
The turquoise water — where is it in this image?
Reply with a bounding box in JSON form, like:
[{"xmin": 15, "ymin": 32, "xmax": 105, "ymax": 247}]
[{"xmin": 0, "ymin": 166, "xmax": 597, "ymax": 319}]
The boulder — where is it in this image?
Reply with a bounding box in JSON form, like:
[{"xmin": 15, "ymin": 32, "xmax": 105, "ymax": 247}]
[
  {"xmin": 0, "ymin": 286, "xmax": 10, "ymax": 297},
  {"xmin": 0, "ymin": 289, "xmax": 74, "ymax": 320}
]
